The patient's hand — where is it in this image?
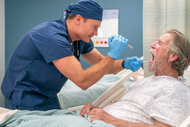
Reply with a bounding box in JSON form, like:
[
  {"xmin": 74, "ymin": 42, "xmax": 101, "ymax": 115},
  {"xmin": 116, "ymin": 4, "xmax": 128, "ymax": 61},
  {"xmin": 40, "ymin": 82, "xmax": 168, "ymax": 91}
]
[
  {"xmin": 80, "ymin": 103, "xmax": 95, "ymax": 117},
  {"xmin": 89, "ymin": 108, "xmax": 116, "ymax": 124},
  {"xmin": 80, "ymin": 104, "xmax": 121, "ymax": 126}
]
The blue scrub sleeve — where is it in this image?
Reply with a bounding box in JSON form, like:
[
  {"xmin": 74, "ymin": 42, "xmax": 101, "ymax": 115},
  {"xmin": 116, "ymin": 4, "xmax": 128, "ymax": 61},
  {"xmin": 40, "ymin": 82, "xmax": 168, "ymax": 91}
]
[{"xmin": 31, "ymin": 31, "xmax": 73, "ymax": 64}]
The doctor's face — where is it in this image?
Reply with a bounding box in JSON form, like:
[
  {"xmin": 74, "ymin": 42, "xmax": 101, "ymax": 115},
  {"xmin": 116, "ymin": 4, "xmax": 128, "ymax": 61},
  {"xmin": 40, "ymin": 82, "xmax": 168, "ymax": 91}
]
[
  {"xmin": 78, "ymin": 18, "xmax": 101, "ymax": 43},
  {"xmin": 148, "ymin": 33, "xmax": 173, "ymax": 75}
]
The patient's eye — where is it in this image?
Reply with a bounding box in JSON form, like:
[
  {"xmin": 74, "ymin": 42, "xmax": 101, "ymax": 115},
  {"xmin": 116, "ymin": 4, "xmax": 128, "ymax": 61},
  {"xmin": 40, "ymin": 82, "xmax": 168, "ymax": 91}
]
[
  {"xmin": 158, "ymin": 40, "xmax": 165, "ymax": 46},
  {"xmin": 158, "ymin": 40, "xmax": 169, "ymax": 48}
]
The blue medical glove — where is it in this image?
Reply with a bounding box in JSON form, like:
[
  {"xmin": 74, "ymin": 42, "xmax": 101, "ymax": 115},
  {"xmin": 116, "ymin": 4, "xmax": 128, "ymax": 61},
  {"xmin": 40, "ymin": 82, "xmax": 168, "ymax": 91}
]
[
  {"xmin": 122, "ymin": 56, "xmax": 142, "ymax": 72},
  {"xmin": 107, "ymin": 35, "xmax": 128, "ymax": 60}
]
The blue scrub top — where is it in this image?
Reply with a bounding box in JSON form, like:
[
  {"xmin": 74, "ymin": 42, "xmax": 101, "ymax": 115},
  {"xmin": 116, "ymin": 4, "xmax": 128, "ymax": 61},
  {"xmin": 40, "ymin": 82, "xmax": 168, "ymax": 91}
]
[{"xmin": 1, "ymin": 19, "xmax": 94, "ymax": 110}]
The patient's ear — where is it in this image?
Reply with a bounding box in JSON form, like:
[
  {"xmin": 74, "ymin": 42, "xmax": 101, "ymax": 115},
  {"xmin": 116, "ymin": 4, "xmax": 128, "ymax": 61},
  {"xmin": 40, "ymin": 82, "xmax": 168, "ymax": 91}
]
[{"xmin": 168, "ymin": 52, "xmax": 178, "ymax": 62}]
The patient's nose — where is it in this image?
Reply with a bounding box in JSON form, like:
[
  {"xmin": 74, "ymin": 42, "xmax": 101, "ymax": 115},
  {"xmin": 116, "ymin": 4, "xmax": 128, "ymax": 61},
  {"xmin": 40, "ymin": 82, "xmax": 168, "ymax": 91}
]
[{"xmin": 151, "ymin": 42, "xmax": 156, "ymax": 49}]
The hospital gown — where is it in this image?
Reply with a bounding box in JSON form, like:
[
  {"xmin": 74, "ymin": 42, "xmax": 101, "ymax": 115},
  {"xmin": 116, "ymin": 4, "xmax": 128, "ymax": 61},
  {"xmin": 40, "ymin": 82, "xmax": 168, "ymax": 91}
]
[{"xmin": 103, "ymin": 75, "xmax": 190, "ymax": 127}]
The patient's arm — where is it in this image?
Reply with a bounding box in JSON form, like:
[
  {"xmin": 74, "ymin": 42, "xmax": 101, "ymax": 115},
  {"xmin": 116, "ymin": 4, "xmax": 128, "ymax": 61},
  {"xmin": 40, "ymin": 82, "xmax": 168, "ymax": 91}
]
[{"xmin": 80, "ymin": 104, "xmax": 171, "ymax": 127}]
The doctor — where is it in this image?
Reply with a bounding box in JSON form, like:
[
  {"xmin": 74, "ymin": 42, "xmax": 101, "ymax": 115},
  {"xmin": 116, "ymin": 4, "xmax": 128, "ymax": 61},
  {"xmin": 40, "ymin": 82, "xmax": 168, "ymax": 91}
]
[{"xmin": 1, "ymin": 0, "xmax": 142, "ymax": 111}]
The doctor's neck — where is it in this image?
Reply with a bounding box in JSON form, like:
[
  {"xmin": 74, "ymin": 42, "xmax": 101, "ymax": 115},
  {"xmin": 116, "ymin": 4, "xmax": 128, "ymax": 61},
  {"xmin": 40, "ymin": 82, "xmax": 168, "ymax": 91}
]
[{"xmin": 66, "ymin": 19, "xmax": 80, "ymax": 42}]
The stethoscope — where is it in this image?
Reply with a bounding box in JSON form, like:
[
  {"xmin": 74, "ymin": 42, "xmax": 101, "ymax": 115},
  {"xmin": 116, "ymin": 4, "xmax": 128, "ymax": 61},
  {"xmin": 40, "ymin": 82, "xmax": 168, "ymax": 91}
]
[
  {"xmin": 65, "ymin": 18, "xmax": 80, "ymax": 61},
  {"xmin": 72, "ymin": 41, "xmax": 80, "ymax": 61}
]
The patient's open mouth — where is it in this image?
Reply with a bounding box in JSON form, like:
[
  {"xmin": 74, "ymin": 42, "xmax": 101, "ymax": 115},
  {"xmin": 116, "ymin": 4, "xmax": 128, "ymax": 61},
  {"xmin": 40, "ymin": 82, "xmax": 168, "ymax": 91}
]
[
  {"xmin": 149, "ymin": 50, "xmax": 155, "ymax": 65},
  {"xmin": 151, "ymin": 53, "xmax": 154, "ymax": 60}
]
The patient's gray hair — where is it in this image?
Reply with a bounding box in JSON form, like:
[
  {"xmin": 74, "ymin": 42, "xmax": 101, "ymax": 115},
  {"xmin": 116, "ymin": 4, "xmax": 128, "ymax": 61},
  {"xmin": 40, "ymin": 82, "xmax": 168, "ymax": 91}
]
[{"xmin": 167, "ymin": 29, "xmax": 190, "ymax": 76}]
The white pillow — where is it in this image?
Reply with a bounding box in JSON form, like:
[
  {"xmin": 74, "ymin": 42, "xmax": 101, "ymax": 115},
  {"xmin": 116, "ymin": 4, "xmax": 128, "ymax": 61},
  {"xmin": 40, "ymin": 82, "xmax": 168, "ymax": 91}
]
[{"xmin": 184, "ymin": 66, "xmax": 190, "ymax": 87}]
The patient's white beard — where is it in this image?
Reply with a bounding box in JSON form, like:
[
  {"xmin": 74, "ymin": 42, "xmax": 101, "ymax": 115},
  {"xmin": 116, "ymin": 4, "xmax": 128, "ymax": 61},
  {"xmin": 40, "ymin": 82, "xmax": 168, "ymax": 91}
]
[
  {"xmin": 149, "ymin": 59, "xmax": 167, "ymax": 76},
  {"xmin": 149, "ymin": 50, "xmax": 169, "ymax": 76},
  {"xmin": 149, "ymin": 60, "xmax": 157, "ymax": 74}
]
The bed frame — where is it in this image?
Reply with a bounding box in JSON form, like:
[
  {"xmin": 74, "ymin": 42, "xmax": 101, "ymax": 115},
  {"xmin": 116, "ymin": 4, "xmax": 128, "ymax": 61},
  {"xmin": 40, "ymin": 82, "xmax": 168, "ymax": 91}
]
[{"xmin": 67, "ymin": 68, "xmax": 143, "ymax": 111}]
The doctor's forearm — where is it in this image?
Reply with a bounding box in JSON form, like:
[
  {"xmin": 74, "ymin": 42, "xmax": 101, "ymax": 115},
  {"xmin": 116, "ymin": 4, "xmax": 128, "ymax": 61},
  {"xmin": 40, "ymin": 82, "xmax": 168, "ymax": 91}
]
[
  {"xmin": 53, "ymin": 56, "xmax": 115, "ymax": 90},
  {"xmin": 106, "ymin": 59, "xmax": 124, "ymax": 74},
  {"xmin": 78, "ymin": 56, "xmax": 115, "ymax": 89}
]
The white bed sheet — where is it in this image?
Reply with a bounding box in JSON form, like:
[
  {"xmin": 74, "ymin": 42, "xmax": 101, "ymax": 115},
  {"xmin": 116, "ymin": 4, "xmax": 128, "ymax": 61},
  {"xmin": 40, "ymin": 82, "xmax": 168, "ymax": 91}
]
[
  {"xmin": 183, "ymin": 66, "xmax": 190, "ymax": 87},
  {"xmin": 0, "ymin": 107, "xmax": 19, "ymax": 124}
]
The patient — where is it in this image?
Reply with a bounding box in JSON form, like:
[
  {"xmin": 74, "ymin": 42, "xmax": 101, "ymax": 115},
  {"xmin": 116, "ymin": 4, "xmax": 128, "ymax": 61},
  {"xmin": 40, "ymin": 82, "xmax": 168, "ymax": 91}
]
[{"xmin": 80, "ymin": 29, "xmax": 190, "ymax": 127}]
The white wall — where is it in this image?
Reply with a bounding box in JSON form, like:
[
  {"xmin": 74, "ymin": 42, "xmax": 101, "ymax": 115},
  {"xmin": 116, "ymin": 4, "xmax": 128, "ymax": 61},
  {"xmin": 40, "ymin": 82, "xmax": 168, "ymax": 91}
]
[{"xmin": 0, "ymin": 0, "xmax": 5, "ymax": 107}]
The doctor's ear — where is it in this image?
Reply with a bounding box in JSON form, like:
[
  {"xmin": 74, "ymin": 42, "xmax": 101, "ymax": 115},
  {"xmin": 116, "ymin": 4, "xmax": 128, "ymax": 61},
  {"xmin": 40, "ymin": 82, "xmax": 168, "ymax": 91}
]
[
  {"xmin": 75, "ymin": 14, "xmax": 83, "ymax": 25},
  {"xmin": 168, "ymin": 52, "xmax": 178, "ymax": 62}
]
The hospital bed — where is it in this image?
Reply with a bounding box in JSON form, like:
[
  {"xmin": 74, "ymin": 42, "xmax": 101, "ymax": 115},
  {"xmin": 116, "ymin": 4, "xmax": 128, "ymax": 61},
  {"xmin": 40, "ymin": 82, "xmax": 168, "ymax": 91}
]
[
  {"xmin": 0, "ymin": 105, "xmax": 190, "ymax": 127},
  {"xmin": 60, "ymin": 65, "xmax": 190, "ymax": 127},
  {"xmin": 57, "ymin": 68, "xmax": 143, "ymax": 110},
  {"xmin": 1, "ymin": 67, "xmax": 190, "ymax": 126}
]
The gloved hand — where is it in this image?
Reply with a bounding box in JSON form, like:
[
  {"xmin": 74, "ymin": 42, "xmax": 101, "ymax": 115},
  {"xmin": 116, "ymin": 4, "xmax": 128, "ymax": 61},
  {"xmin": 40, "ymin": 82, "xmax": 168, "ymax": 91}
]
[
  {"xmin": 122, "ymin": 56, "xmax": 142, "ymax": 72},
  {"xmin": 107, "ymin": 35, "xmax": 128, "ymax": 60}
]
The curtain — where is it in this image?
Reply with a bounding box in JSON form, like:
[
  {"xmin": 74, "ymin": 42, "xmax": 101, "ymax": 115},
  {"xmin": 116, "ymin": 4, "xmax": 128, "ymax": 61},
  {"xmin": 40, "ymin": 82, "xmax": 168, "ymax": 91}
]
[{"xmin": 143, "ymin": 0, "xmax": 190, "ymax": 77}]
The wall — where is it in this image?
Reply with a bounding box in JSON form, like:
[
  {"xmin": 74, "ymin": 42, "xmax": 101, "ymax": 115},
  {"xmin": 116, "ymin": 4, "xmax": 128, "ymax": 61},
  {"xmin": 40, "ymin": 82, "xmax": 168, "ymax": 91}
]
[{"xmin": 0, "ymin": 0, "xmax": 5, "ymax": 107}]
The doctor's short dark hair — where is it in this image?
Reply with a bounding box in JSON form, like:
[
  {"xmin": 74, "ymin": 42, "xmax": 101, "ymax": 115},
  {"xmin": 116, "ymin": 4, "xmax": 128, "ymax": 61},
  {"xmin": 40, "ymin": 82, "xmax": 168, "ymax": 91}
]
[
  {"xmin": 68, "ymin": 14, "xmax": 88, "ymax": 22},
  {"xmin": 167, "ymin": 29, "xmax": 190, "ymax": 76}
]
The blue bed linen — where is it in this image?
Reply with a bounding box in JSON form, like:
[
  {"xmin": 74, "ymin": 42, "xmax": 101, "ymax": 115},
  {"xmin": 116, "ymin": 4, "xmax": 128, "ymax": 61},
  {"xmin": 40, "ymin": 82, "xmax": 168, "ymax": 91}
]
[{"xmin": 0, "ymin": 109, "xmax": 114, "ymax": 127}]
